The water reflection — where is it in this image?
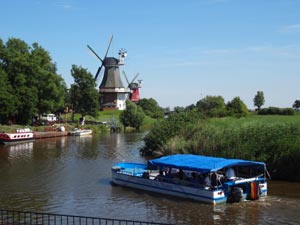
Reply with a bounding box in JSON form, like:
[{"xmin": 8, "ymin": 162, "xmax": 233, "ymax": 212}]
[
  {"xmin": 0, "ymin": 142, "xmax": 34, "ymax": 161},
  {"xmin": 0, "ymin": 132, "xmax": 300, "ymax": 224}
]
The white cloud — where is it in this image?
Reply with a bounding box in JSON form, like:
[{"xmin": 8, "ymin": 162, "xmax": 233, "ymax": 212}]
[
  {"xmin": 156, "ymin": 43, "xmax": 300, "ymax": 69},
  {"xmin": 280, "ymin": 24, "xmax": 300, "ymax": 33},
  {"xmin": 54, "ymin": 1, "xmax": 73, "ymax": 9}
]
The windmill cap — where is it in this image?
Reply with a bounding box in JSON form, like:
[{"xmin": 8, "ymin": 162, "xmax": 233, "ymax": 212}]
[{"xmin": 103, "ymin": 57, "xmax": 119, "ymax": 66}]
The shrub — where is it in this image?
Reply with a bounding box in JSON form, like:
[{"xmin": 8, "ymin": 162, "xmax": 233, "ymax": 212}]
[{"xmin": 258, "ymin": 107, "xmax": 295, "ymax": 115}]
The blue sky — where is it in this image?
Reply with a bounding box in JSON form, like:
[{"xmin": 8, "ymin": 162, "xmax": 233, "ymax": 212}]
[{"xmin": 1, "ymin": 0, "xmax": 300, "ymax": 109}]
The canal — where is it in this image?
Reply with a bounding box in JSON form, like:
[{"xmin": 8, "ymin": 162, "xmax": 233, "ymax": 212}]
[{"xmin": 0, "ymin": 132, "xmax": 300, "ymax": 225}]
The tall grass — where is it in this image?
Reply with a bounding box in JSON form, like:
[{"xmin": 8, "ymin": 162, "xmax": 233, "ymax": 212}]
[{"xmin": 160, "ymin": 115, "xmax": 300, "ymax": 181}]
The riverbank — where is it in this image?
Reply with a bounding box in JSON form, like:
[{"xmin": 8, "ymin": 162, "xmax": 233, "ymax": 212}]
[{"xmin": 141, "ymin": 114, "xmax": 300, "ymax": 182}]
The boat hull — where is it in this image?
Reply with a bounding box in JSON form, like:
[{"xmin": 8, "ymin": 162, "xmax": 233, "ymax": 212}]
[
  {"xmin": 0, "ymin": 132, "xmax": 34, "ymax": 145},
  {"xmin": 112, "ymin": 171, "xmax": 227, "ymax": 204},
  {"xmin": 69, "ymin": 129, "xmax": 92, "ymax": 136}
]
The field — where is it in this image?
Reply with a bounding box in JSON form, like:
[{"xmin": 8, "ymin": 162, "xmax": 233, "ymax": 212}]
[{"xmin": 209, "ymin": 114, "xmax": 300, "ymax": 127}]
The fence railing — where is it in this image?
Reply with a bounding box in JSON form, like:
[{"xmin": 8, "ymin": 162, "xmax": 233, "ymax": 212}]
[{"xmin": 0, "ymin": 209, "xmax": 173, "ymax": 225}]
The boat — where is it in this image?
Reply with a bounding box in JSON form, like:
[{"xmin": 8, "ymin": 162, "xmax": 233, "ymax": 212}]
[
  {"xmin": 0, "ymin": 128, "xmax": 34, "ymax": 145},
  {"xmin": 69, "ymin": 128, "xmax": 93, "ymax": 136},
  {"xmin": 111, "ymin": 154, "xmax": 269, "ymax": 204}
]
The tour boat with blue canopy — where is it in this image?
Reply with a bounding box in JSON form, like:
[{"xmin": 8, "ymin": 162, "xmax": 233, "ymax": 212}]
[{"xmin": 111, "ymin": 154, "xmax": 269, "ymax": 204}]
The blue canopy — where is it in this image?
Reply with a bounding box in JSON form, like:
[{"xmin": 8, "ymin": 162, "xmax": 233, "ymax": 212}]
[{"xmin": 148, "ymin": 154, "xmax": 265, "ymax": 173}]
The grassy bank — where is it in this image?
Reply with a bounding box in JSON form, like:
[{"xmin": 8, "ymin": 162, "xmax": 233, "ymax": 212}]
[
  {"xmin": 0, "ymin": 110, "xmax": 156, "ymax": 134},
  {"xmin": 143, "ymin": 114, "xmax": 300, "ymax": 181}
]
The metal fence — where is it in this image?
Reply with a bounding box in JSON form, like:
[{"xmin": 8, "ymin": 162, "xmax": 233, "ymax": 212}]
[{"xmin": 0, "ymin": 209, "xmax": 173, "ymax": 225}]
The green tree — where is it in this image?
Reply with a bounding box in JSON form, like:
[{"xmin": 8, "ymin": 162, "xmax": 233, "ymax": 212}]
[
  {"xmin": 0, "ymin": 67, "xmax": 18, "ymax": 123},
  {"xmin": 293, "ymin": 100, "xmax": 300, "ymax": 111},
  {"xmin": 174, "ymin": 106, "xmax": 185, "ymax": 113},
  {"xmin": 185, "ymin": 104, "xmax": 197, "ymax": 111},
  {"xmin": 227, "ymin": 97, "xmax": 248, "ymax": 117},
  {"xmin": 120, "ymin": 100, "xmax": 145, "ymax": 130},
  {"xmin": 196, "ymin": 95, "xmax": 227, "ymax": 117},
  {"xmin": 30, "ymin": 43, "xmax": 66, "ymax": 115},
  {"xmin": 69, "ymin": 65, "xmax": 99, "ymax": 118},
  {"xmin": 0, "ymin": 37, "xmax": 66, "ymax": 124},
  {"xmin": 138, "ymin": 98, "xmax": 164, "ymax": 119},
  {"xmin": 253, "ymin": 91, "xmax": 265, "ymax": 110},
  {"xmin": 2, "ymin": 38, "xmax": 37, "ymax": 124}
]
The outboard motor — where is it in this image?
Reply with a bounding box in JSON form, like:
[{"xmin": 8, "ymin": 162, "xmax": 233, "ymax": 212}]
[{"xmin": 228, "ymin": 186, "xmax": 244, "ymax": 203}]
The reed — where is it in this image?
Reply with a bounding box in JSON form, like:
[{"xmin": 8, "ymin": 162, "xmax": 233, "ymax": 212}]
[{"xmin": 145, "ymin": 115, "xmax": 300, "ymax": 181}]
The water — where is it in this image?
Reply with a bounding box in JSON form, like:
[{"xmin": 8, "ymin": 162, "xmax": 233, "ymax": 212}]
[{"xmin": 0, "ymin": 132, "xmax": 300, "ymax": 225}]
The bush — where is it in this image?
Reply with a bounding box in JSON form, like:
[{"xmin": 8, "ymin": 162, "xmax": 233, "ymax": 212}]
[
  {"xmin": 226, "ymin": 97, "xmax": 248, "ymax": 117},
  {"xmin": 119, "ymin": 100, "xmax": 145, "ymax": 130},
  {"xmin": 140, "ymin": 110, "xmax": 204, "ymax": 155},
  {"xmin": 258, "ymin": 107, "xmax": 296, "ymax": 115}
]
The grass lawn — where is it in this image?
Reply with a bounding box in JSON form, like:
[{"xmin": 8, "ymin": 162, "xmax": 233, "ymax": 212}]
[{"xmin": 209, "ymin": 114, "xmax": 300, "ymax": 128}]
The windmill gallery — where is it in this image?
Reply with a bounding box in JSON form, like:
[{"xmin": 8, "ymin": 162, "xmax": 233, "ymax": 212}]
[{"xmin": 87, "ymin": 36, "xmax": 142, "ymax": 111}]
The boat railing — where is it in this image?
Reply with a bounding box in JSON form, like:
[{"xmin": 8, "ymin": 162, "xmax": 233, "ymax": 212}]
[
  {"xmin": 148, "ymin": 171, "xmax": 225, "ymax": 190},
  {"xmin": 0, "ymin": 209, "xmax": 173, "ymax": 225},
  {"xmin": 232, "ymin": 176, "xmax": 266, "ymax": 185},
  {"xmin": 114, "ymin": 167, "xmax": 227, "ymax": 190},
  {"xmin": 115, "ymin": 167, "xmax": 150, "ymax": 177}
]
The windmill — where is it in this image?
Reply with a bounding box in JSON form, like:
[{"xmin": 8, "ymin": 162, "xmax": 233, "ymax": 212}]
[
  {"xmin": 122, "ymin": 71, "xmax": 142, "ymax": 102},
  {"xmin": 87, "ymin": 35, "xmax": 129, "ymax": 110}
]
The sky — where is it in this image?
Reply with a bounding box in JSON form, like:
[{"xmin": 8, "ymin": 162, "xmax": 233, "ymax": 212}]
[{"xmin": 1, "ymin": 0, "xmax": 300, "ymax": 109}]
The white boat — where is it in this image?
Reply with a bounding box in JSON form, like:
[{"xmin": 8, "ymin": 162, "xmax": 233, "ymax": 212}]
[
  {"xmin": 69, "ymin": 128, "xmax": 93, "ymax": 136},
  {"xmin": 111, "ymin": 154, "xmax": 269, "ymax": 204},
  {"xmin": 0, "ymin": 128, "xmax": 34, "ymax": 145}
]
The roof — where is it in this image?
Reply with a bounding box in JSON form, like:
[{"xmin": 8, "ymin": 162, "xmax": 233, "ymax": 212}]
[{"xmin": 148, "ymin": 154, "xmax": 265, "ymax": 173}]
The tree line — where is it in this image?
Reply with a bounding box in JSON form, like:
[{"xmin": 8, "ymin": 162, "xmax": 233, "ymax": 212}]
[{"xmin": 0, "ymin": 38, "xmax": 99, "ymax": 124}]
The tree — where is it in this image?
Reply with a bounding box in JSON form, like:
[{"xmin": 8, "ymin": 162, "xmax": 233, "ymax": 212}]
[
  {"xmin": 69, "ymin": 65, "xmax": 99, "ymax": 118},
  {"xmin": 30, "ymin": 43, "xmax": 66, "ymax": 115},
  {"xmin": 227, "ymin": 97, "xmax": 248, "ymax": 117},
  {"xmin": 0, "ymin": 67, "xmax": 18, "ymax": 123},
  {"xmin": 3, "ymin": 38, "xmax": 37, "ymax": 124},
  {"xmin": 253, "ymin": 91, "xmax": 265, "ymax": 111},
  {"xmin": 293, "ymin": 100, "xmax": 300, "ymax": 111},
  {"xmin": 174, "ymin": 106, "xmax": 185, "ymax": 113},
  {"xmin": 185, "ymin": 104, "xmax": 197, "ymax": 111},
  {"xmin": 138, "ymin": 98, "xmax": 164, "ymax": 119},
  {"xmin": 0, "ymin": 37, "xmax": 66, "ymax": 124},
  {"xmin": 196, "ymin": 95, "xmax": 227, "ymax": 117},
  {"xmin": 120, "ymin": 100, "xmax": 145, "ymax": 130}
]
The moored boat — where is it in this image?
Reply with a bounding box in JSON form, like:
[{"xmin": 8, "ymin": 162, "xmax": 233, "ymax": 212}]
[
  {"xmin": 0, "ymin": 128, "xmax": 34, "ymax": 145},
  {"xmin": 69, "ymin": 128, "xmax": 93, "ymax": 136},
  {"xmin": 111, "ymin": 154, "xmax": 269, "ymax": 204}
]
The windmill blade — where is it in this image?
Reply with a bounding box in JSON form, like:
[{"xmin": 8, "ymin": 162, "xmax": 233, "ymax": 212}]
[
  {"xmin": 122, "ymin": 71, "xmax": 130, "ymax": 85},
  {"xmin": 87, "ymin": 45, "xmax": 103, "ymax": 63},
  {"xmin": 130, "ymin": 73, "xmax": 139, "ymax": 83},
  {"xmin": 104, "ymin": 35, "xmax": 113, "ymax": 59},
  {"xmin": 94, "ymin": 64, "xmax": 103, "ymax": 81}
]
